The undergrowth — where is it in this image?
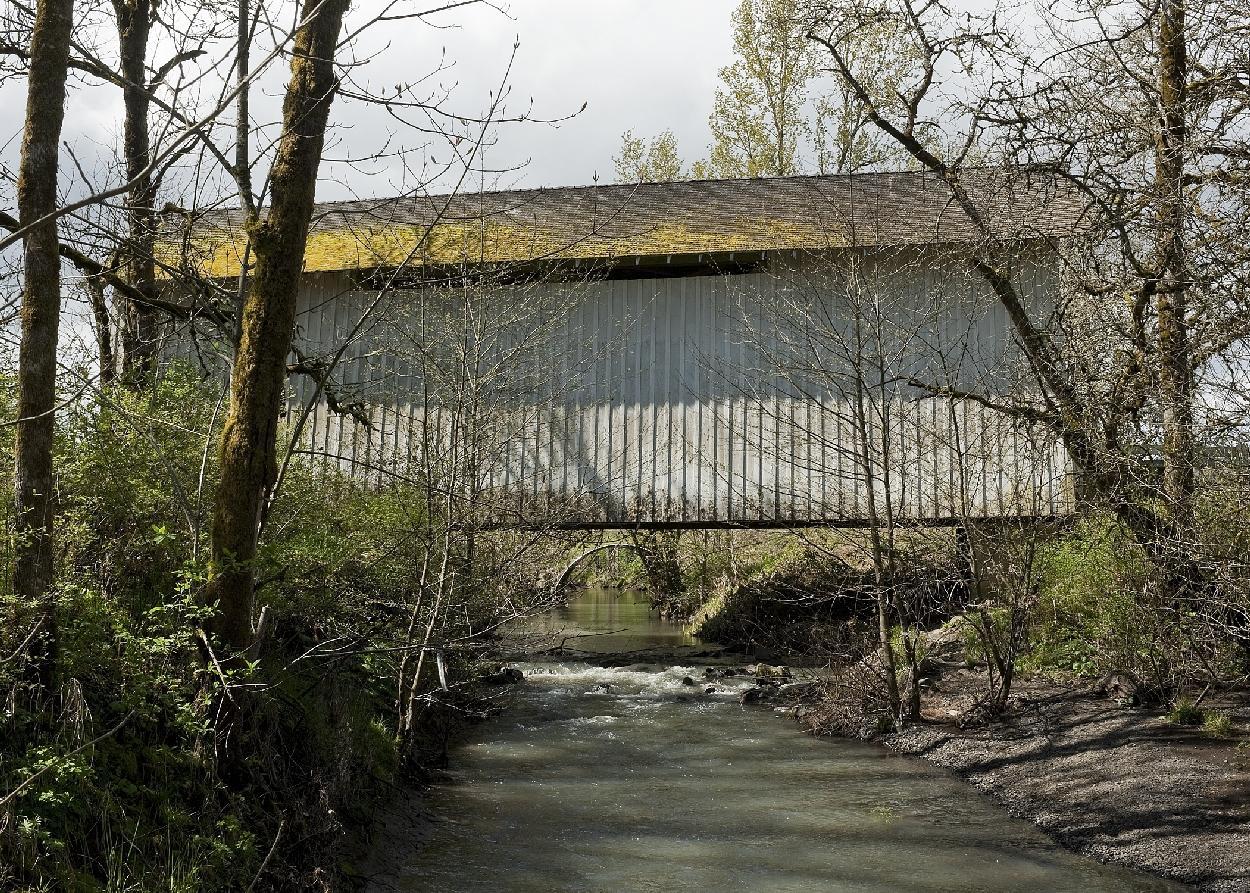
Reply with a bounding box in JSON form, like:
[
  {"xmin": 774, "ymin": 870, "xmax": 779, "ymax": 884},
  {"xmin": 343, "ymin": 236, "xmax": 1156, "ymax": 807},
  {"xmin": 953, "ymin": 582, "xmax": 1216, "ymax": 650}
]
[{"xmin": 0, "ymin": 367, "xmax": 529, "ymax": 890}]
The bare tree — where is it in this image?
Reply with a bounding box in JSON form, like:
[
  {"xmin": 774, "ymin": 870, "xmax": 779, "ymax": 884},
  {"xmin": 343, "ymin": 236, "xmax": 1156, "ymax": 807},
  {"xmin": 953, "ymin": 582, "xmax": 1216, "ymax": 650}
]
[{"xmin": 802, "ymin": 0, "xmax": 1250, "ymax": 673}]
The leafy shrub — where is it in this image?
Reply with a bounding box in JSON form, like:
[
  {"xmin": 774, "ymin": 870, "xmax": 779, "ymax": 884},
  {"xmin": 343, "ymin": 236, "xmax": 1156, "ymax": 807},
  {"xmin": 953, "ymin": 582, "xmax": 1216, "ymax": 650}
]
[
  {"xmin": 0, "ymin": 367, "xmax": 443, "ymax": 889},
  {"xmin": 1023, "ymin": 517, "xmax": 1157, "ymax": 680}
]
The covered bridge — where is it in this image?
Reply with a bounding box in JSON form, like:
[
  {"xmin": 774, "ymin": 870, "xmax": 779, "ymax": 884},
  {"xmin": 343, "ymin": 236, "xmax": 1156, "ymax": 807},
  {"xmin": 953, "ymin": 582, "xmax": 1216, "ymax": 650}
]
[{"xmin": 174, "ymin": 169, "xmax": 1084, "ymax": 528}]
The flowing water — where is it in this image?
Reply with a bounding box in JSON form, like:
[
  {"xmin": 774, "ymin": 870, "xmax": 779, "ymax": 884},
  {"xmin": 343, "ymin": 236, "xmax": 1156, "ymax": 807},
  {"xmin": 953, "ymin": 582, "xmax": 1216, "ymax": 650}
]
[{"xmin": 370, "ymin": 589, "xmax": 1181, "ymax": 892}]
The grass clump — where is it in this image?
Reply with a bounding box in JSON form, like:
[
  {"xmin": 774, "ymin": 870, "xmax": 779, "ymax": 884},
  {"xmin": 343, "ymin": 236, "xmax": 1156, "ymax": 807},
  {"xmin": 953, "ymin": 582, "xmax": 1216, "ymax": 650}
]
[
  {"xmin": 1201, "ymin": 710, "xmax": 1235, "ymax": 737},
  {"xmin": 1166, "ymin": 698, "xmax": 1204, "ymax": 727},
  {"xmin": 1235, "ymin": 740, "xmax": 1250, "ymax": 768}
]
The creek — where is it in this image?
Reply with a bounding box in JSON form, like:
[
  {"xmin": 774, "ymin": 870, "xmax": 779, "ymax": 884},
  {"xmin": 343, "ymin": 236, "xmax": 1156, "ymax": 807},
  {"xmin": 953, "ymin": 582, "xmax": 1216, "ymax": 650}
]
[{"xmin": 369, "ymin": 588, "xmax": 1182, "ymax": 892}]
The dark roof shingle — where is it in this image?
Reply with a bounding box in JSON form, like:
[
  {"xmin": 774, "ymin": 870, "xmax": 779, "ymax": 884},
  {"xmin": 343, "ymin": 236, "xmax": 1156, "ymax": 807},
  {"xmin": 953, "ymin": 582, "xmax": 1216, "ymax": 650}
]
[{"xmin": 170, "ymin": 168, "xmax": 1084, "ymax": 276}]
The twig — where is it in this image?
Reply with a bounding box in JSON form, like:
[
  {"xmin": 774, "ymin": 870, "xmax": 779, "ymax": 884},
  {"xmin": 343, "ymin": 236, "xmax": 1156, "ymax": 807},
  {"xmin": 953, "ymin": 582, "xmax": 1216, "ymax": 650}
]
[
  {"xmin": 197, "ymin": 630, "xmax": 240, "ymax": 706},
  {"xmin": 0, "ymin": 711, "xmax": 134, "ymax": 809},
  {"xmin": 0, "ymin": 619, "xmax": 43, "ymax": 664},
  {"xmin": 246, "ymin": 815, "xmax": 286, "ymax": 892}
]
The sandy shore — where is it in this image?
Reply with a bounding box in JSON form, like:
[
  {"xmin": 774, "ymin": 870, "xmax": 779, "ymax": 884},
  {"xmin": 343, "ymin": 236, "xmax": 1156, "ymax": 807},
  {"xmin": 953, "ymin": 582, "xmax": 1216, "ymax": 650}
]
[{"xmin": 876, "ymin": 677, "xmax": 1250, "ymax": 892}]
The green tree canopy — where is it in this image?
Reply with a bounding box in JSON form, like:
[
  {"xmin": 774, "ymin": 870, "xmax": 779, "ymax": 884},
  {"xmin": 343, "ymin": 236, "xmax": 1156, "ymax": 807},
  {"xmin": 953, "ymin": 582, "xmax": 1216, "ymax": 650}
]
[
  {"xmin": 707, "ymin": 0, "xmax": 815, "ymax": 178},
  {"xmin": 613, "ymin": 129, "xmax": 688, "ymax": 182},
  {"xmin": 613, "ymin": 0, "xmax": 907, "ymax": 183}
]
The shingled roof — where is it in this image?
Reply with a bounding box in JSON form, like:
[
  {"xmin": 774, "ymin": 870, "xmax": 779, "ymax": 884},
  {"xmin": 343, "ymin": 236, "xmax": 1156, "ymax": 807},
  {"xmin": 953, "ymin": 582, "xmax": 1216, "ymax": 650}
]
[{"xmin": 168, "ymin": 168, "xmax": 1085, "ymax": 277}]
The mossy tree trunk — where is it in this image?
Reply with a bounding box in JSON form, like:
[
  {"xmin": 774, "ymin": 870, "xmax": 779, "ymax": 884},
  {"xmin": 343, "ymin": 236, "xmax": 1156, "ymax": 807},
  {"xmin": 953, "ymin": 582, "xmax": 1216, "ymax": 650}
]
[
  {"xmin": 13, "ymin": 0, "xmax": 74, "ymax": 685},
  {"xmin": 205, "ymin": 0, "xmax": 350, "ymax": 654}
]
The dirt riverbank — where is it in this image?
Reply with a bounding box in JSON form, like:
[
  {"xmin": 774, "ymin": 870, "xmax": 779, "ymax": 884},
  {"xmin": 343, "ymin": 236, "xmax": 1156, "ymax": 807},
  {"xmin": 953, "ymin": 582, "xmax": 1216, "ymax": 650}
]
[{"xmin": 853, "ymin": 676, "xmax": 1250, "ymax": 892}]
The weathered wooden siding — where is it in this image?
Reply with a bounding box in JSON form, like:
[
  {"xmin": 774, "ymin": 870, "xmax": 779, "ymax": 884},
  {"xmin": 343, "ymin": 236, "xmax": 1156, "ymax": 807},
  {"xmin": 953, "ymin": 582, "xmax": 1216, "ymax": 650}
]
[{"xmin": 278, "ymin": 247, "xmax": 1072, "ymax": 526}]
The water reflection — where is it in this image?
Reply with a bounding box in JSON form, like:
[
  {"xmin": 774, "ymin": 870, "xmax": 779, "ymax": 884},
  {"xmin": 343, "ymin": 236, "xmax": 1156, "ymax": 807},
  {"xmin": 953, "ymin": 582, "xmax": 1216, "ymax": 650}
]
[{"xmin": 519, "ymin": 586, "xmax": 700, "ymax": 653}]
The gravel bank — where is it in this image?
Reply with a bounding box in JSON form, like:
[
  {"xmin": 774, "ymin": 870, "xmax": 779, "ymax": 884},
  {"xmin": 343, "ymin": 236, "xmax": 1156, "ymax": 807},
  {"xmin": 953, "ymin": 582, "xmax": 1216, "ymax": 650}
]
[{"xmin": 881, "ymin": 678, "xmax": 1250, "ymax": 892}]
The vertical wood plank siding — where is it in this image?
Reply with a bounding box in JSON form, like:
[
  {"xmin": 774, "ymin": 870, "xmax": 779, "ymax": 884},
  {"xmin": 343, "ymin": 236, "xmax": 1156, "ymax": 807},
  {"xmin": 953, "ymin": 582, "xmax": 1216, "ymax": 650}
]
[{"xmin": 274, "ymin": 248, "xmax": 1072, "ymax": 525}]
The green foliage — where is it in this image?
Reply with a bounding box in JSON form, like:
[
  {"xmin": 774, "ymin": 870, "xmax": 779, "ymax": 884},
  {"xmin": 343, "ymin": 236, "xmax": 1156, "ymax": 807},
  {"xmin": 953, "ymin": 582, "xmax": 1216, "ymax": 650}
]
[
  {"xmin": 578, "ymin": 544, "xmax": 647, "ymax": 590},
  {"xmin": 259, "ymin": 460, "xmax": 427, "ymax": 621},
  {"xmin": 1201, "ymin": 710, "xmax": 1234, "ymax": 737},
  {"xmin": 693, "ymin": 535, "xmax": 882, "ymax": 655},
  {"xmin": 1019, "ymin": 510, "xmax": 1247, "ymax": 688},
  {"xmin": 1022, "ymin": 517, "xmax": 1155, "ymax": 680},
  {"xmin": 1194, "ymin": 479, "xmax": 1250, "ymax": 669},
  {"xmin": 571, "ymin": 531, "xmax": 786, "ymax": 621},
  {"xmin": 960, "ymin": 608, "xmax": 998, "ymax": 665},
  {"xmin": 613, "ymin": 129, "xmax": 688, "ymax": 183},
  {"xmin": 1167, "ymin": 698, "xmax": 1205, "ymax": 727},
  {"xmin": 0, "ymin": 367, "xmax": 432, "ymax": 890},
  {"xmin": 0, "ymin": 370, "xmax": 253, "ymax": 889},
  {"xmin": 2, "ymin": 589, "xmax": 256, "ymax": 890},
  {"xmin": 57, "ymin": 368, "xmax": 219, "ymax": 598},
  {"xmin": 614, "ymin": 0, "xmax": 910, "ymax": 181},
  {"xmin": 707, "ymin": 0, "xmax": 815, "ymax": 178},
  {"xmin": 889, "ymin": 624, "xmax": 928, "ymax": 670}
]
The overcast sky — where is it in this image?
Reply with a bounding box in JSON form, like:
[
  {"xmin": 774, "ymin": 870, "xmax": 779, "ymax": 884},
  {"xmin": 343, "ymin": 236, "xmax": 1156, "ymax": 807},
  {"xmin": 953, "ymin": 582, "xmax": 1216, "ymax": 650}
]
[
  {"xmin": 320, "ymin": 0, "xmax": 738, "ymax": 198},
  {"xmin": 375, "ymin": 1, "xmax": 735, "ymax": 191},
  {"xmin": 0, "ymin": 1, "xmax": 740, "ymax": 207}
]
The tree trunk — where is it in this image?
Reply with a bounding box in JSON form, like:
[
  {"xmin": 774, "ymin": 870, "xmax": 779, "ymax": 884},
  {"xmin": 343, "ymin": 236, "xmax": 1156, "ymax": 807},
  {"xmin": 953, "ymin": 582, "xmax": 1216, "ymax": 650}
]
[
  {"xmin": 1154, "ymin": 0, "xmax": 1195, "ymax": 536},
  {"xmin": 13, "ymin": 0, "xmax": 74, "ymax": 684},
  {"xmin": 874, "ymin": 580, "xmax": 901, "ymax": 719},
  {"xmin": 855, "ymin": 396, "xmax": 901, "ymax": 719},
  {"xmin": 232, "ymin": 0, "xmax": 254, "ymax": 350},
  {"xmin": 205, "ymin": 0, "xmax": 350, "ymax": 654},
  {"xmin": 903, "ymin": 632, "xmax": 921, "ymax": 718},
  {"xmin": 114, "ymin": 0, "xmax": 158, "ymax": 382},
  {"xmin": 86, "ymin": 276, "xmax": 116, "ymax": 386}
]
